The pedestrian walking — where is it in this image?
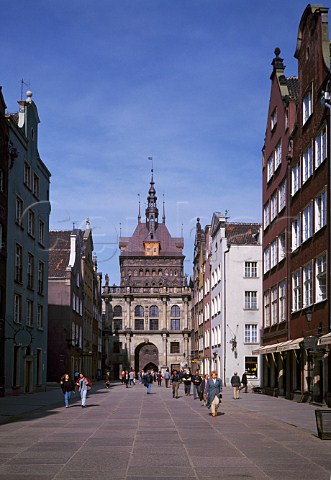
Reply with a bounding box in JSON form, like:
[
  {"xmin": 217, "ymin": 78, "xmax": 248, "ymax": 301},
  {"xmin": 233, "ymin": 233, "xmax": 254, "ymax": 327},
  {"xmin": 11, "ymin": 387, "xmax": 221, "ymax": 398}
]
[
  {"xmin": 105, "ymin": 370, "xmax": 111, "ymax": 389},
  {"xmin": 171, "ymin": 369, "xmax": 180, "ymax": 398},
  {"xmin": 191, "ymin": 370, "xmax": 203, "ymax": 399},
  {"xmin": 121, "ymin": 370, "xmax": 125, "ymax": 384},
  {"xmin": 183, "ymin": 369, "xmax": 192, "ymax": 396},
  {"xmin": 205, "ymin": 370, "xmax": 223, "ymax": 417},
  {"xmin": 60, "ymin": 373, "xmax": 75, "ymax": 408},
  {"xmin": 137, "ymin": 370, "xmax": 142, "ymax": 383},
  {"xmin": 143, "ymin": 370, "xmax": 153, "ymax": 394},
  {"xmin": 239, "ymin": 371, "xmax": 248, "ymax": 393},
  {"xmin": 200, "ymin": 374, "xmax": 209, "ymax": 405},
  {"xmin": 77, "ymin": 372, "xmax": 89, "ymax": 408},
  {"xmin": 156, "ymin": 371, "xmax": 163, "ymax": 386},
  {"xmin": 231, "ymin": 372, "xmax": 241, "ymax": 399},
  {"xmin": 124, "ymin": 370, "xmax": 130, "ymax": 388},
  {"xmin": 164, "ymin": 368, "xmax": 170, "ymax": 388},
  {"xmin": 129, "ymin": 369, "xmax": 135, "ymax": 386}
]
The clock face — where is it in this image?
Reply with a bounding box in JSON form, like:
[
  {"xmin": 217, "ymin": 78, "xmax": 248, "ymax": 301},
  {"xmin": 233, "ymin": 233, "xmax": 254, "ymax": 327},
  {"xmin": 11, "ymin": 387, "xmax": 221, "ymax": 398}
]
[{"xmin": 14, "ymin": 329, "xmax": 32, "ymax": 347}]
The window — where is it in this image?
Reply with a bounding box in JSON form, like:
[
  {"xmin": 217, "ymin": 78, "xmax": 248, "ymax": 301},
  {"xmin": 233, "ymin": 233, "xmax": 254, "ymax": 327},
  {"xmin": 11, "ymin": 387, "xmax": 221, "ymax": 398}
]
[
  {"xmin": 263, "ymin": 246, "xmax": 270, "ymax": 273},
  {"xmin": 149, "ymin": 305, "xmax": 158, "ymax": 317},
  {"xmin": 170, "ymin": 342, "xmax": 180, "ymax": 354},
  {"xmin": 171, "ymin": 319, "xmax": 180, "ymax": 330},
  {"xmin": 245, "ymin": 262, "xmax": 257, "ymax": 278},
  {"xmin": 278, "ymin": 232, "xmax": 286, "ymax": 261},
  {"xmin": 15, "ymin": 196, "xmax": 23, "ymax": 226},
  {"xmin": 278, "ymin": 179, "xmax": 286, "ymax": 211},
  {"xmin": 285, "ymin": 107, "xmax": 289, "ymax": 130},
  {"xmin": 135, "ymin": 305, "xmax": 144, "ymax": 317},
  {"xmin": 263, "ymin": 202, "xmax": 270, "ymax": 229},
  {"xmin": 267, "ymin": 155, "xmax": 274, "ymax": 182},
  {"xmin": 315, "ymin": 126, "xmax": 327, "ymax": 168},
  {"xmin": 33, "ymin": 173, "xmax": 40, "ymax": 198},
  {"xmin": 279, "ymin": 281, "xmax": 286, "ymax": 322},
  {"xmin": 303, "ymin": 89, "xmax": 312, "ymax": 124},
  {"xmin": 15, "ymin": 244, "xmax": 23, "ymax": 283},
  {"xmin": 270, "ymin": 191, "xmax": 278, "ymax": 221},
  {"xmin": 36, "ymin": 349, "xmax": 42, "ymax": 385},
  {"xmin": 38, "ymin": 261, "xmax": 44, "ymax": 294},
  {"xmin": 270, "ymin": 240, "xmax": 277, "ymax": 268},
  {"xmin": 39, "ymin": 220, "xmax": 45, "ymax": 246},
  {"xmin": 274, "ymin": 141, "xmax": 282, "ymax": 170},
  {"xmin": 264, "ymin": 291, "xmax": 270, "ymax": 327},
  {"xmin": 245, "ymin": 357, "xmax": 258, "ymax": 378},
  {"xmin": 113, "ymin": 319, "xmax": 122, "ymax": 330},
  {"xmin": 291, "ymin": 216, "xmax": 301, "ymax": 251},
  {"xmin": 26, "ymin": 299, "xmax": 33, "ymax": 327},
  {"xmin": 37, "ymin": 304, "xmax": 43, "ymax": 329},
  {"xmin": 245, "ymin": 324, "xmax": 257, "ymax": 343},
  {"xmin": 24, "ymin": 162, "xmax": 31, "ymax": 188},
  {"xmin": 113, "ymin": 305, "xmax": 122, "ymax": 317},
  {"xmin": 302, "ymin": 145, "xmax": 313, "ymax": 183},
  {"xmin": 171, "ymin": 305, "xmax": 180, "ymax": 317},
  {"xmin": 315, "ymin": 189, "xmax": 326, "ymax": 232},
  {"xmin": 27, "ymin": 253, "xmax": 34, "ymax": 289},
  {"xmin": 303, "ymin": 262, "xmax": 313, "ymax": 308},
  {"xmin": 27, "ymin": 209, "xmax": 35, "ymax": 237},
  {"xmin": 271, "ymin": 286, "xmax": 278, "ymax": 325},
  {"xmin": 291, "ymin": 163, "xmax": 300, "ymax": 196},
  {"xmin": 150, "ymin": 319, "xmax": 158, "ymax": 330},
  {"xmin": 315, "ymin": 255, "xmax": 326, "ymax": 303},
  {"xmin": 271, "ymin": 108, "xmax": 277, "ymax": 130},
  {"xmin": 134, "ymin": 319, "xmax": 144, "ymax": 330},
  {"xmin": 302, "ymin": 203, "xmax": 313, "ymax": 242},
  {"xmin": 292, "ymin": 270, "xmax": 301, "ymax": 312},
  {"xmin": 14, "ymin": 294, "xmax": 22, "ymax": 323},
  {"xmin": 245, "ymin": 291, "xmax": 257, "ymax": 309}
]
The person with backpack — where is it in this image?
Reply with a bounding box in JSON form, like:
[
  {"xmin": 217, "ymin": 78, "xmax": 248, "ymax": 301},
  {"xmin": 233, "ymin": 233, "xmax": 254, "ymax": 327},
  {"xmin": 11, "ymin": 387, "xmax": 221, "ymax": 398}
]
[
  {"xmin": 191, "ymin": 370, "xmax": 203, "ymax": 400},
  {"xmin": 77, "ymin": 372, "xmax": 89, "ymax": 408},
  {"xmin": 143, "ymin": 370, "xmax": 153, "ymax": 394}
]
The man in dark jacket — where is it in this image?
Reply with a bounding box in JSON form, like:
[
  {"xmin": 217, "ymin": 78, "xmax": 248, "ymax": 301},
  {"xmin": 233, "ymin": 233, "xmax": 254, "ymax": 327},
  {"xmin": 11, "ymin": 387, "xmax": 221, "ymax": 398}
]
[
  {"xmin": 191, "ymin": 370, "xmax": 203, "ymax": 399},
  {"xmin": 205, "ymin": 371, "xmax": 223, "ymax": 417},
  {"xmin": 144, "ymin": 370, "xmax": 153, "ymax": 394},
  {"xmin": 231, "ymin": 372, "xmax": 241, "ymax": 399},
  {"xmin": 240, "ymin": 371, "xmax": 248, "ymax": 393},
  {"xmin": 170, "ymin": 369, "xmax": 180, "ymax": 398}
]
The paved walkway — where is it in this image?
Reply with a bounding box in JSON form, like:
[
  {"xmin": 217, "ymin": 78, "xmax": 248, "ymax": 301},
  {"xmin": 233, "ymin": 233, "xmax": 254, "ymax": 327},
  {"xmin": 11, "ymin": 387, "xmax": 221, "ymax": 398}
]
[{"xmin": 0, "ymin": 381, "xmax": 330, "ymax": 479}]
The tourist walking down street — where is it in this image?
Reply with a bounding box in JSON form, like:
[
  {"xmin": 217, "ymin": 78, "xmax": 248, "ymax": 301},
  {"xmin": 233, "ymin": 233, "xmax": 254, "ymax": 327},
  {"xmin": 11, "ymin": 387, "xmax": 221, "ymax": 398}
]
[
  {"xmin": 164, "ymin": 368, "xmax": 170, "ymax": 388},
  {"xmin": 129, "ymin": 369, "xmax": 135, "ymax": 386},
  {"xmin": 191, "ymin": 370, "xmax": 203, "ymax": 399},
  {"xmin": 231, "ymin": 372, "xmax": 241, "ymax": 399},
  {"xmin": 183, "ymin": 369, "xmax": 192, "ymax": 396},
  {"xmin": 240, "ymin": 371, "xmax": 248, "ymax": 393},
  {"xmin": 60, "ymin": 373, "xmax": 75, "ymax": 408},
  {"xmin": 77, "ymin": 372, "xmax": 89, "ymax": 408},
  {"xmin": 171, "ymin": 369, "xmax": 180, "ymax": 399},
  {"xmin": 124, "ymin": 370, "xmax": 130, "ymax": 388},
  {"xmin": 143, "ymin": 370, "xmax": 153, "ymax": 394},
  {"xmin": 156, "ymin": 371, "xmax": 163, "ymax": 386},
  {"xmin": 205, "ymin": 370, "xmax": 223, "ymax": 417},
  {"xmin": 105, "ymin": 370, "xmax": 111, "ymax": 389},
  {"xmin": 200, "ymin": 373, "xmax": 209, "ymax": 405}
]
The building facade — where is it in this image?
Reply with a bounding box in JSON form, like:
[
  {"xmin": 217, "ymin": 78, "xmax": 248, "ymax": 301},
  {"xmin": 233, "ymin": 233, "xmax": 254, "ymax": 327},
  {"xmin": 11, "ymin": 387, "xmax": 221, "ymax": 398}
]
[
  {"xmin": 5, "ymin": 91, "xmax": 51, "ymax": 395},
  {"xmin": 0, "ymin": 87, "xmax": 8, "ymax": 396},
  {"xmin": 259, "ymin": 5, "xmax": 331, "ymax": 404},
  {"xmin": 48, "ymin": 221, "xmax": 102, "ymax": 382},
  {"xmin": 102, "ymin": 173, "xmax": 191, "ymax": 378},
  {"xmin": 210, "ymin": 215, "xmax": 262, "ymax": 386}
]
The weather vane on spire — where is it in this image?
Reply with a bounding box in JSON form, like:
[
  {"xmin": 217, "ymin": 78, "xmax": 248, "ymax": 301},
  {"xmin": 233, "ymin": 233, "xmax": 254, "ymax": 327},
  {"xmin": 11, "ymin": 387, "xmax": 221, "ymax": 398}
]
[{"xmin": 148, "ymin": 155, "xmax": 154, "ymax": 173}]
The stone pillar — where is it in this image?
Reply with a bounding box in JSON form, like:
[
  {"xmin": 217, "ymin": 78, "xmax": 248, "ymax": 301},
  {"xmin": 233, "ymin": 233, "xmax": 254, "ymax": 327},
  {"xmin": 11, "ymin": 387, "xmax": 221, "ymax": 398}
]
[
  {"xmin": 162, "ymin": 298, "xmax": 167, "ymax": 330},
  {"xmin": 162, "ymin": 333, "xmax": 167, "ymax": 367},
  {"xmin": 184, "ymin": 298, "xmax": 189, "ymax": 329}
]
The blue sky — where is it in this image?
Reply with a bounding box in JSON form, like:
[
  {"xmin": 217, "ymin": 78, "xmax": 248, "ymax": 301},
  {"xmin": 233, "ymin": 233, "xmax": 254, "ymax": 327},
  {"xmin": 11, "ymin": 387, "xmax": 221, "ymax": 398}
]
[{"xmin": 1, "ymin": 0, "xmax": 318, "ymax": 283}]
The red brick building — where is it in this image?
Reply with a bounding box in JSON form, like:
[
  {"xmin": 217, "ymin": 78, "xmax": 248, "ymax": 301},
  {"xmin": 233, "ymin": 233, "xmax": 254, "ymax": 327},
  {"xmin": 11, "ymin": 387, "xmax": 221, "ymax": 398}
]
[{"xmin": 259, "ymin": 5, "xmax": 330, "ymax": 405}]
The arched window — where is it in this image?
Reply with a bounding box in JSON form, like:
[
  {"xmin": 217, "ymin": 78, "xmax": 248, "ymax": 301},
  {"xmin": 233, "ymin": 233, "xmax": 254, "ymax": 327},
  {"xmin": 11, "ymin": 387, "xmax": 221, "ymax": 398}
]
[
  {"xmin": 171, "ymin": 305, "xmax": 180, "ymax": 317},
  {"xmin": 113, "ymin": 305, "xmax": 122, "ymax": 317},
  {"xmin": 135, "ymin": 305, "xmax": 144, "ymax": 317},
  {"xmin": 149, "ymin": 305, "xmax": 158, "ymax": 317}
]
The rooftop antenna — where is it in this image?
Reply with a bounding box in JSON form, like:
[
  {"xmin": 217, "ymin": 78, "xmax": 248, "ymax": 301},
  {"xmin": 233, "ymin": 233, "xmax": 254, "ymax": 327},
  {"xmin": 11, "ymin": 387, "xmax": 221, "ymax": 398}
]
[
  {"xmin": 20, "ymin": 79, "xmax": 29, "ymax": 100},
  {"xmin": 119, "ymin": 222, "xmax": 122, "ymax": 236}
]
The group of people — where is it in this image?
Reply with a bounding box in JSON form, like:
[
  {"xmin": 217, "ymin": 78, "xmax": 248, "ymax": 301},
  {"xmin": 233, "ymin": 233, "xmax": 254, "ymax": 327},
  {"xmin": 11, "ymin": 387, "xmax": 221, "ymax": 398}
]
[
  {"xmin": 230, "ymin": 371, "xmax": 248, "ymax": 399},
  {"xmin": 60, "ymin": 372, "xmax": 91, "ymax": 408},
  {"xmin": 120, "ymin": 368, "xmax": 171, "ymax": 388}
]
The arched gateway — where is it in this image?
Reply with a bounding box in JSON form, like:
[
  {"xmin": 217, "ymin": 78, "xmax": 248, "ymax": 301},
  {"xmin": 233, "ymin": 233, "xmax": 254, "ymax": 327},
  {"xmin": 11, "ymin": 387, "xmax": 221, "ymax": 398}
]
[{"xmin": 135, "ymin": 342, "xmax": 159, "ymax": 372}]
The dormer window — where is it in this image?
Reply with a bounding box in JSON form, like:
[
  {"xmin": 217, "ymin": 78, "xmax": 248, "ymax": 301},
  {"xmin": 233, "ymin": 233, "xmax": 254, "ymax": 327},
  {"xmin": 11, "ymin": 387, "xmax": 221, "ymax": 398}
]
[
  {"xmin": 271, "ymin": 108, "xmax": 277, "ymax": 130},
  {"xmin": 303, "ymin": 89, "xmax": 312, "ymax": 125}
]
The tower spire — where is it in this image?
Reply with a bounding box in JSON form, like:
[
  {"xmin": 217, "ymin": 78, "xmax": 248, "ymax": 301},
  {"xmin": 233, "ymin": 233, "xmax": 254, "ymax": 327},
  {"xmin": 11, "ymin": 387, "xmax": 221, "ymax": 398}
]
[
  {"xmin": 162, "ymin": 194, "xmax": 166, "ymax": 224},
  {"xmin": 138, "ymin": 194, "xmax": 141, "ymax": 223},
  {"xmin": 145, "ymin": 169, "xmax": 158, "ymax": 235}
]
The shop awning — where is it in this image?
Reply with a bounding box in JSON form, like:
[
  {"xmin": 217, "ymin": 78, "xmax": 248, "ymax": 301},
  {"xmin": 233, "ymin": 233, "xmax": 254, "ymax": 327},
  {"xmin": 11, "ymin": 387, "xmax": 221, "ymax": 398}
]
[
  {"xmin": 318, "ymin": 332, "xmax": 331, "ymax": 346},
  {"xmin": 251, "ymin": 338, "xmax": 304, "ymax": 355}
]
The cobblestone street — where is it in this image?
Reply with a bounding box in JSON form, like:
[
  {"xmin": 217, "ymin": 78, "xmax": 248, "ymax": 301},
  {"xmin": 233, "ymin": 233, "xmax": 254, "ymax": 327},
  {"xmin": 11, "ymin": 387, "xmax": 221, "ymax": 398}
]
[{"xmin": 0, "ymin": 382, "xmax": 330, "ymax": 480}]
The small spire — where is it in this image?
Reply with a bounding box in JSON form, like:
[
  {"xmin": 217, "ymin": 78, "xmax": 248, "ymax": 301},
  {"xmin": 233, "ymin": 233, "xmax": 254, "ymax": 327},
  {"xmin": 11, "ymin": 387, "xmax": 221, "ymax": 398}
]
[
  {"xmin": 138, "ymin": 194, "xmax": 141, "ymax": 223},
  {"xmin": 181, "ymin": 223, "xmax": 183, "ymax": 237},
  {"xmin": 162, "ymin": 194, "xmax": 166, "ymax": 224},
  {"xmin": 86, "ymin": 217, "xmax": 90, "ymax": 229},
  {"xmin": 119, "ymin": 222, "xmax": 122, "ymax": 237}
]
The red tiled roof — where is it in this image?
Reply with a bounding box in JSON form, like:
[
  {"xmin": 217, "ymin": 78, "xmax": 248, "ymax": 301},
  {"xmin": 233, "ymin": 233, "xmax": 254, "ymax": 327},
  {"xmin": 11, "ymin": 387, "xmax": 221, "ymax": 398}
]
[
  {"xmin": 48, "ymin": 230, "xmax": 71, "ymax": 277},
  {"xmin": 225, "ymin": 222, "xmax": 261, "ymax": 245}
]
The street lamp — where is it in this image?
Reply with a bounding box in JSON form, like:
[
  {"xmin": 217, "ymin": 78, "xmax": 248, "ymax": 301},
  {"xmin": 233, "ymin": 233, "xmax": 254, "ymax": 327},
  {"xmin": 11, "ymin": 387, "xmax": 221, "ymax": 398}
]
[{"xmin": 305, "ymin": 307, "xmax": 313, "ymax": 322}]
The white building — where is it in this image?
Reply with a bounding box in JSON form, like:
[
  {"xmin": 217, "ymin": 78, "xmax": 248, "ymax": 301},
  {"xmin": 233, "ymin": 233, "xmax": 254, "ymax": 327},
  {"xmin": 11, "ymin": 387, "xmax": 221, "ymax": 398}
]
[{"xmin": 210, "ymin": 213, "xmax": 262, "ymax": 386}]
